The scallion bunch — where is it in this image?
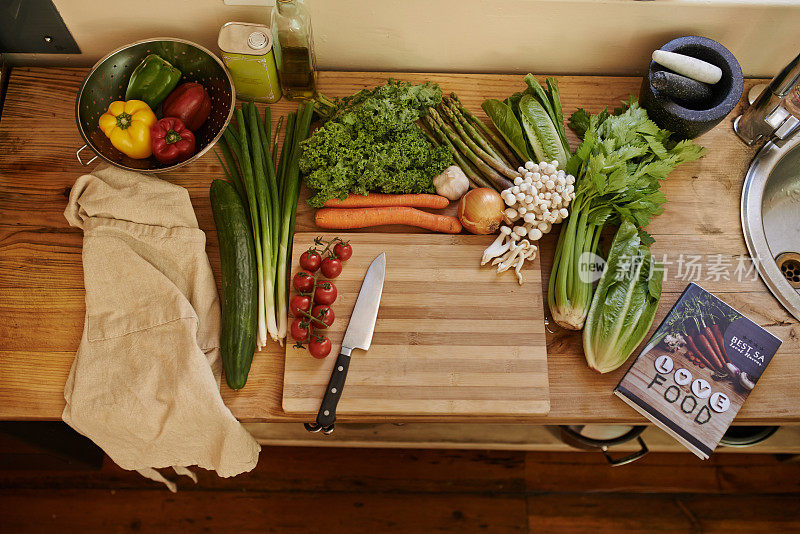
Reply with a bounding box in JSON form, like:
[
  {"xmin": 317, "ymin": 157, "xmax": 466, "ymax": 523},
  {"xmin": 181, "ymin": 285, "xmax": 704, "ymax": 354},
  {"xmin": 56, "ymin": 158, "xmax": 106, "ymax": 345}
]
[{"xmin": 217, "ymin": 101, "xmax": 314, "ymax": 347}]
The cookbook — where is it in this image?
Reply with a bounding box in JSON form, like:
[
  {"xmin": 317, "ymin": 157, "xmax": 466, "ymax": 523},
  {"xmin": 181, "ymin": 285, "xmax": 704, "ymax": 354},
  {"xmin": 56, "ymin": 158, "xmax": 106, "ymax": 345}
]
[{"xmin": 615, "ymin": 283, "xmax": 782, "ymax": 459}]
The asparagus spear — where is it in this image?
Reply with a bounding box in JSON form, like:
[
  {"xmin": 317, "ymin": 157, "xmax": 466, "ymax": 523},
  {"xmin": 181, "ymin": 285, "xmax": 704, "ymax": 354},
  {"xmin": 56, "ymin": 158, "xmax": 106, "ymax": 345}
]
[
  {"xmin": 444, "ymin": 97, "xmax": 513, "ymax": 169},
  {"xmin": 438, "ymin": 104, "xmax": 518, "ymax": 180},
  {"xmin": 420, "ymin": 125, "xmax": 440, "ymax": 147},
  {"xmin": 450, "ymin": 93, "xmax": 521, "ymax": 167},
  {"xmin": 429, "ymin": 108, "xmax": 512, "ymax": 190},
  {"xmin": 426, "ymin": 111, "xmax": 510, "ymax": 191},
  {"xmin": 422, "ymin": 116, "xmax": 492, "ymax": 189},
  {"xmin": 312, "ymin": 93, "xmax": 339, "ymax": 122}
]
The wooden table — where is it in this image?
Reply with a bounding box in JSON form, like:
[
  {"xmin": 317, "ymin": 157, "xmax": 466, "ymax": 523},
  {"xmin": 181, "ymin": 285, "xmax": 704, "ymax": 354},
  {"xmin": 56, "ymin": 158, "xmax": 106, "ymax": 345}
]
[{"xmin": 1, "ymin": 67, "xmax": 797, "ymax": 425}]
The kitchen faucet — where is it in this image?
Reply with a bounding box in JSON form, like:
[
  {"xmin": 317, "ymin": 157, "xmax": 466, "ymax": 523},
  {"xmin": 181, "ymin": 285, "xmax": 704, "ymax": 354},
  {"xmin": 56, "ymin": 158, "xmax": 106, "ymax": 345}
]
[{"xmin": 734, "ymin": 52, "xmax": 800, "ymax": 145}]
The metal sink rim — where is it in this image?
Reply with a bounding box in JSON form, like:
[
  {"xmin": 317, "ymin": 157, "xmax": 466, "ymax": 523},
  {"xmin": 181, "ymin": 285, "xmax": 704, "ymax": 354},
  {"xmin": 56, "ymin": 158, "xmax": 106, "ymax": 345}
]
[{"xmin": 741, "ymin": 134, "xmax": 800, "ymax": 321}]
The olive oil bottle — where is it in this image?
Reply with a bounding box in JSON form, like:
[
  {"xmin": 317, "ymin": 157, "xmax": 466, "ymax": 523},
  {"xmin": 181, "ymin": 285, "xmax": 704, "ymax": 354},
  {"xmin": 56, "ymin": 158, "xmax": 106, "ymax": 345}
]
[{"xmin": 271, "ymin": 0, "xmax": 317, "ymax": 100}]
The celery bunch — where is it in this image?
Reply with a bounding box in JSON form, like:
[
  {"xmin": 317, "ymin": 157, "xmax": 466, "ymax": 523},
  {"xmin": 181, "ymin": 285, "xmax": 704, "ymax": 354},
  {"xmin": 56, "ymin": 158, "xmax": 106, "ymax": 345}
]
[{"xmin": 548, "ymin": 97, "xmax": 705, "ymax": 331}]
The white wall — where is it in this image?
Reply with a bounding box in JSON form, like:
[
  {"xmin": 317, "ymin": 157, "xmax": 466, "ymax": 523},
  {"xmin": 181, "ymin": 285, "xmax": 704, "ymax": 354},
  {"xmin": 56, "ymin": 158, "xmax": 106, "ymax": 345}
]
[{"xmin": 6, "ymin": 0, "xmax": 799, "ymax": 77}]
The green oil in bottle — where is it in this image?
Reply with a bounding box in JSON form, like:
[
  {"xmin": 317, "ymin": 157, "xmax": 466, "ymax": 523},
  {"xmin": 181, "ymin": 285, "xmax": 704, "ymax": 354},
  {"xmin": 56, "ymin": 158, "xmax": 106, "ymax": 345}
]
[
  {"xmin": 278, "ymin": 46, "xmax": 316, "ymax": 100},
  {"xmin": 271, "ymin": 0, "xmax": 318, "ymax": 101}
]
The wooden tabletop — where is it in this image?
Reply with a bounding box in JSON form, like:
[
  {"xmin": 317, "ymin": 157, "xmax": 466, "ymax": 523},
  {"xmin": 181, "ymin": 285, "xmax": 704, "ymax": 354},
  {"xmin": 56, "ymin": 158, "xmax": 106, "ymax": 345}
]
[{"xmin": 1, "ymin": 67, "xmax": 797, "ymax": 425}]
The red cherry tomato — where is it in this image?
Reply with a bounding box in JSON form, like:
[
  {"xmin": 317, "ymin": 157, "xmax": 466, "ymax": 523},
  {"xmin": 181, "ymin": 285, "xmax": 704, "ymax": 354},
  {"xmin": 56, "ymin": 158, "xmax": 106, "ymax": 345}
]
[
  {"xmin": 314, "ymin": 281, "xmax": 337, "ymax": 305},
  {"xmin": 309, "ymin": 335, "xmax": 332, "ymax": 359},
  {"xmin": 292, "ymin": 271, "xmax": 315, "ymax": 292},
  {"xmin": 321, "ymin": 257, "xmax": 342, "ymax": 279},
  {"xmin": 290, "ymin": 318, "xmax": 310, "ymax": 342},
  {"xmin": 333, "ymin": 243, "xmax": 352, "ymax": 261},
  {"xmin": 290, "ymin": 295, "xmax": 312, "ymax": 317},
  {"xmin": 299, "ymin": 250, "xmax": 322, "ymax": 272},
  {"xmin": 310, "ymin": 304, "xmax": 335, "ymax": 329}
]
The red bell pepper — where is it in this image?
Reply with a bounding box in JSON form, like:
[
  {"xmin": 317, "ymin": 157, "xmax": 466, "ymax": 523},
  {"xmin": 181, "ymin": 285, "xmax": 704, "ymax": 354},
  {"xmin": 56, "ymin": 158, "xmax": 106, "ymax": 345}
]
[
  {"xmin": 151, "ymin": 117, "xmax": 196, "ymax": 165},
  {"xmin": 162, "ymin": 82, "xmax": 212, "ymax": 131}
]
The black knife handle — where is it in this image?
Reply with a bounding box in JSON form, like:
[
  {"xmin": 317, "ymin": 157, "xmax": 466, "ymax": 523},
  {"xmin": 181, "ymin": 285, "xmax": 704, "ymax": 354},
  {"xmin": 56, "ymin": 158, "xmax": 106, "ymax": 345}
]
[{"xmin": 314, "ymin": 350, "xmax": 351, "ymax": 429}]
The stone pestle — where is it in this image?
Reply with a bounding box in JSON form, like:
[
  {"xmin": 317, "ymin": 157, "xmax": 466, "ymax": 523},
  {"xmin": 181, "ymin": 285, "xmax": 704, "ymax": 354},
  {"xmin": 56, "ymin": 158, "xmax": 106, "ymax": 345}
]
[
  {"xmin": 651, "ymin": 71, "xmax": 713, "ymax": 107},
  {"xmin": 652, "ymin": 50, "xmax": 722, "ymax": 84}
]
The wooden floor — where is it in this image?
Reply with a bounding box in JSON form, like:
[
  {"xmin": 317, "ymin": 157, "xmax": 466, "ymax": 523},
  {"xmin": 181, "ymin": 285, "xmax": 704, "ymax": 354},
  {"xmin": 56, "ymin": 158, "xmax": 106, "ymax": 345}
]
[{"xmin": 2, "ymin": 442, "xmax": 800, "ymax": 533}]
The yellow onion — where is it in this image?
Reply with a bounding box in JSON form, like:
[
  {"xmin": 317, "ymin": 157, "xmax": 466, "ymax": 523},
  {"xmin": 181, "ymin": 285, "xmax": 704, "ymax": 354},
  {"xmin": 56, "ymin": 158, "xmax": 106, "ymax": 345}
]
[{"xmin": 458, "ymin": 188, "xmax": 504, "ymax": 234}]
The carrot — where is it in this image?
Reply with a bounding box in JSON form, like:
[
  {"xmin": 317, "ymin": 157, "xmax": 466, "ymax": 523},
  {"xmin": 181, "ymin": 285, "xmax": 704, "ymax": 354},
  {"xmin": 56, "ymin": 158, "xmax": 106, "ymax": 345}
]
[
  {"xmin": 315, "ymin": 206, "xmax": 463, "ymax": 234},
  {"xmin": 703, "ymin": 326, "xmax": 726, "ymax": 365},
  {"xmin": 710, "ymin": 324, "xmax": 730, "ymax": 364},
  {"xmin": 698, "ymin": 333, "xmax": 725, "ymax": 370},
  {"xmin": 686, "ymin": 335, "xmax": 719, "ymax": 371},
  {"xmin": 323, "ymin": 193, "xmax": 450, "ymax": 209}
]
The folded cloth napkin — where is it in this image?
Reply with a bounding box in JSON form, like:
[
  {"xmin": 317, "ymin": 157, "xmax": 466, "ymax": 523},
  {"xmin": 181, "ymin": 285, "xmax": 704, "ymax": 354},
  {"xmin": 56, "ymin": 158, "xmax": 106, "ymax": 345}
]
[{"xmin": 63, "ymin": 165, "xmax": 260, "ymax": 491}]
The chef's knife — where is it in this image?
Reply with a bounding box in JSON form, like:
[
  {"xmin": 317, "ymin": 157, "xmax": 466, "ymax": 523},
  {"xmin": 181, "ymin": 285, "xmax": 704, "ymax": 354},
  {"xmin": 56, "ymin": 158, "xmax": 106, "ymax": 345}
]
[{"xmin": 305, "ymin": 252, "xmax": 386, "ymax": 435}]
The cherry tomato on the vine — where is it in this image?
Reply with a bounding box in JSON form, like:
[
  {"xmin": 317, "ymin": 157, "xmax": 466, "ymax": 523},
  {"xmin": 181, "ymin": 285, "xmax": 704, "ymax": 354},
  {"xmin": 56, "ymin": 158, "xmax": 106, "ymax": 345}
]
[
  {"xmin": 310, "ymin": 304, "xmax": 335, "ymax": 329},
  {"xmin": 299, "ymin": 250, "xmax": 322, "ymax": 272},
  {"xmin": 290, "ymin": 318, "xmax": 310, "ymax": 342},
  {"xmin": 333, "ymin": 242, "xmax": 352, "ymax": 261},
  {"xmin": 321, "ymin": 257, "xmax": 342, "ymax": 279},
  {"xmin": 292, "ymin": 271, "xmax": 315, "ymax": 292},
  {"xmin": 314, "ymin": 281, "xmax": 337, "ymax": 305},
  {"xmin": 309, "ymin": 335, "xmax": 332, "ymax": 359},
  {"xmin": 290, "ymin": 295, "xmax": 312, "ymax": 317}
]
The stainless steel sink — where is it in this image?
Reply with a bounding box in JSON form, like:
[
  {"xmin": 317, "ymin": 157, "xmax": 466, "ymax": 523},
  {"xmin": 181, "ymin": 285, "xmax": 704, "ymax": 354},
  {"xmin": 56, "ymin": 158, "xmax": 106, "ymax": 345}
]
[{"xmin": 742, "ymin": 134, "xmax": 800, "ymax": 320}]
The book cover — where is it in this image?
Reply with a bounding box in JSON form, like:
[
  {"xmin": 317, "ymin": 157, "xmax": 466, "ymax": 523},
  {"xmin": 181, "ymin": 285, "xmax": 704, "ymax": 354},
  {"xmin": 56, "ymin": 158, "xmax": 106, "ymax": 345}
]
[{"xmin": 615, "ymin": 283, "xmax": 782, "ymax": 459}]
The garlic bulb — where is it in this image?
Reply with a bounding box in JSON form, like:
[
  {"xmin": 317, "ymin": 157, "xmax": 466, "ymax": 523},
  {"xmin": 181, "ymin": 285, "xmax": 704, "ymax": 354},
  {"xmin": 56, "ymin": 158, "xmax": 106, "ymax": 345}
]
[{"xmin": 433, "ymin": 165, "xmax": 470, "ymax": 200}]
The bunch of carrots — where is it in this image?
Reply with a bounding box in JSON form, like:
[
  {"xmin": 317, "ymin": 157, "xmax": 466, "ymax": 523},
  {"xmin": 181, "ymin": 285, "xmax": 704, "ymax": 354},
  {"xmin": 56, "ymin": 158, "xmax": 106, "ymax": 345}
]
[
  {"xmin": 314, "ymin": 193, "xmax": 462, "ymax": 234},
  {"xmin": 681, "ymin": 306, "xmax": 732, "ymax": 377}
]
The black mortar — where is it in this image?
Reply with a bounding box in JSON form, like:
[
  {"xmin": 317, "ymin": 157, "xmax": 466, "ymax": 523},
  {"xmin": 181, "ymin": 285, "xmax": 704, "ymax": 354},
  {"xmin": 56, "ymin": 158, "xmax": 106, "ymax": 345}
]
[{"xmin": 640, "ymin": 36, "xmax": 743, "ymax": 139}]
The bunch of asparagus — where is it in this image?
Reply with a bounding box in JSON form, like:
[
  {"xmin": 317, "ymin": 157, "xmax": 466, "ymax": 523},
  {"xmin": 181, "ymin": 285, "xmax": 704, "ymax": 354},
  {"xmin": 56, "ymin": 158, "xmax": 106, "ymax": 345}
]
[{"xmin": 422, "ymin": 94, "xmax": 520, "ymax": 192}]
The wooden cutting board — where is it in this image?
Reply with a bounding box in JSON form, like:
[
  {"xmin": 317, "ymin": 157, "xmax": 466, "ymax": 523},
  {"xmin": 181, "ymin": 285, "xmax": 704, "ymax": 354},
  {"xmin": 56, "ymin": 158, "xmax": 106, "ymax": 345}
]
[{"xmin": 282, "ymin": 233, "xmax": 549, "ymax": 417}]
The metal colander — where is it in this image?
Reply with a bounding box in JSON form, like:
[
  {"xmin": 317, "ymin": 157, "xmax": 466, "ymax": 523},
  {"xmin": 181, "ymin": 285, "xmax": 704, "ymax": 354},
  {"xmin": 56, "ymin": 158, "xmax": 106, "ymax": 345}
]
[{"xmin": 75, "ymin": 38, "xmax": 235, "ymax": 172}]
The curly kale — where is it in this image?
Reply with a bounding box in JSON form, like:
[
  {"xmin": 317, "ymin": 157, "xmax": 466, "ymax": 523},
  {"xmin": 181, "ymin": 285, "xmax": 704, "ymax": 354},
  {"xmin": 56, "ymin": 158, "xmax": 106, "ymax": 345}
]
[{"xmin": 300, "ymin": 80, "xmax": 453, "ymax": 207}]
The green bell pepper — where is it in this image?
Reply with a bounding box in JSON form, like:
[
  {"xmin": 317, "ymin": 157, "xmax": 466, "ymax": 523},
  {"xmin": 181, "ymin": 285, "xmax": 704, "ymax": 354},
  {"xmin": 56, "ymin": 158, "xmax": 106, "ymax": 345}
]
[{"xmin": 124, "ymin": 54, "xmax": 182, "ymax": 109}]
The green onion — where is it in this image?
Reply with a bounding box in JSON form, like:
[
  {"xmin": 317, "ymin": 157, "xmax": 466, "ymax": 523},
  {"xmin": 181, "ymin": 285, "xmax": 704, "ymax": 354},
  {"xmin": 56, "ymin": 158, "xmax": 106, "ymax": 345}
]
[
  {"xmin": 275, "ymin": 103, "xmax": 314, "ymax": 340},
  {"xmin": 232, "ymin": 107, "xmax": 267, "ymax": 347},
  {"xmin": 246, "ymin": 102, "xmax": 279, "ymax": 342},
  {"xmin": 216, "ymin": 101, "xmax": 314, "ymax": 347}
]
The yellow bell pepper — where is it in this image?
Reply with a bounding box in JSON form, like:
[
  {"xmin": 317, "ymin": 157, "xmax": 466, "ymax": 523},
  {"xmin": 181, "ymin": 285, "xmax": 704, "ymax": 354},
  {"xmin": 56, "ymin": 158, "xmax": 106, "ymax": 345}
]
[{"xmin": 98, "ymin": 100, "xmax": 157, "ymax": 159}]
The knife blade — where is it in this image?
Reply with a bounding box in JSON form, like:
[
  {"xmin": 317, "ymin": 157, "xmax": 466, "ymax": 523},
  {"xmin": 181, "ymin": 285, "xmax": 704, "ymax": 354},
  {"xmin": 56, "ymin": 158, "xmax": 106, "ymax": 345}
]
[{"xmin": 305, "ymin": 252, "xmax": 386, "ymax": 434}]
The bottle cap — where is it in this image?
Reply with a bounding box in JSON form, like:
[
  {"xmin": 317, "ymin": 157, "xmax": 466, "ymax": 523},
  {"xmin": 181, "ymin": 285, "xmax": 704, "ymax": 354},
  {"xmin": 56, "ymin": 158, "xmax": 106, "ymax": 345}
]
[{"xmin": 248, "ymin": 31, "xmax": 268, "ymax": 50}]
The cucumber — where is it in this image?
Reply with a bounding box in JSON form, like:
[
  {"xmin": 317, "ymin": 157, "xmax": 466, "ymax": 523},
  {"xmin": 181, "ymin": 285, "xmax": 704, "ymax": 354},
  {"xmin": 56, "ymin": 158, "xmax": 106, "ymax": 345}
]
[
  {"xmin": 518, "ymin": 94, "xmax": 568, "ymax": 168},
  {"xmin": 210, "ymin": 179, "xmax": 257, "ymax": 390}
]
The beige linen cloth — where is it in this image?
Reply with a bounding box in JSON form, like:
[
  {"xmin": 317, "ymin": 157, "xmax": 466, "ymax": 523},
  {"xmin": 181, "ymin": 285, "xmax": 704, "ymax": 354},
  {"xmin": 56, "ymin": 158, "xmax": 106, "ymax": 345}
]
[{"xmin": 63, "ymin": 165, "xmax": 260, "ymax": 491}]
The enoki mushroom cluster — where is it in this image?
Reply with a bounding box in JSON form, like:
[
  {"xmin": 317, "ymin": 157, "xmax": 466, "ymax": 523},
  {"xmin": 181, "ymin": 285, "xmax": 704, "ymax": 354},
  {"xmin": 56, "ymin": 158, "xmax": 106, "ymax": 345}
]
[{"xmin": 482, "ymin": 160, "xmax": 576, "ymax": 284}]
